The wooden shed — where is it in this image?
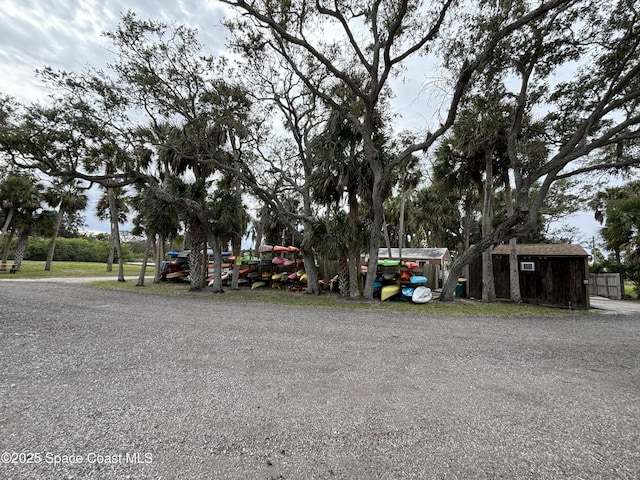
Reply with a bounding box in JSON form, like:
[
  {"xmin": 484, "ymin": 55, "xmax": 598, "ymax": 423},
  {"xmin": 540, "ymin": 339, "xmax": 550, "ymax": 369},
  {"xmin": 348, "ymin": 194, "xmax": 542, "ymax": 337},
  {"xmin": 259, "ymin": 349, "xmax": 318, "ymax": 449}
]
[
  {"xmin": 469, "ymin": 244, "xmax": 590, "ymax": 309},
  {"xmin": 378, "ymin": 248, "xmax": 452, "ymax": 289}
]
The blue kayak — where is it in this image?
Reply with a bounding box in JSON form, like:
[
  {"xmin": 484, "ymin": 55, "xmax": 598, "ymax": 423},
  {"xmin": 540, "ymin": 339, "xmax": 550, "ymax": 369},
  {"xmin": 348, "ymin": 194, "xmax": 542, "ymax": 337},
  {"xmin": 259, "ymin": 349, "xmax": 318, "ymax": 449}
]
[
  {"xmin": 402, "ymin": 287, "xmax": 415, "ymax": 298},
  {"xmin": 410, "ymin": 275, "xmax": 427, "ymax": 285}
]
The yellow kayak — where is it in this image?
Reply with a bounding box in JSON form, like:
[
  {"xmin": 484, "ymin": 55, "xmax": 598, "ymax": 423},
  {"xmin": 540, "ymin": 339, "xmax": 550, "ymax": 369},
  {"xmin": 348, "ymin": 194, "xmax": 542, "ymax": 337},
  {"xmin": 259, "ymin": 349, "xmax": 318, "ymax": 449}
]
[{"xmin": 381, "ymin": 284, "xmax": 400, "ymax": 301}]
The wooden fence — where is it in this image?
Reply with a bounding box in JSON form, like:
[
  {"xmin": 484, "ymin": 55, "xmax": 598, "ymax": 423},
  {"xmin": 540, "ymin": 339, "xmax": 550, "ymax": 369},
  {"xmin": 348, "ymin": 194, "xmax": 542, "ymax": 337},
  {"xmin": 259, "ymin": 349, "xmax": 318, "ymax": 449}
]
[{"xmin": 590, "ymin": 273, "xmax": 622, "ymax": 299}]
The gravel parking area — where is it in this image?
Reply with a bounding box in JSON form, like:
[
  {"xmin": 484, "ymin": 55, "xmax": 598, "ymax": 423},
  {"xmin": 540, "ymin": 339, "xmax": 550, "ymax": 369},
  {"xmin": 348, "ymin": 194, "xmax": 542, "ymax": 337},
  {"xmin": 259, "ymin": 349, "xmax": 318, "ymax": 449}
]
[{"xmin": 1, "ymin": 281, "xmax": 639, "ymax": 479}]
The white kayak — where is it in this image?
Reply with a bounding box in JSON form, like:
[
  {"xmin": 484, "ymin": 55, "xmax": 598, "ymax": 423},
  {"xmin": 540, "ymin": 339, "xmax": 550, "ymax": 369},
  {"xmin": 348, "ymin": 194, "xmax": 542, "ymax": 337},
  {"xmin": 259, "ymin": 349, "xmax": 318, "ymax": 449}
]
[{"xmin": 412, "ymin": 286, "xmax": 433, "ymax": 304}]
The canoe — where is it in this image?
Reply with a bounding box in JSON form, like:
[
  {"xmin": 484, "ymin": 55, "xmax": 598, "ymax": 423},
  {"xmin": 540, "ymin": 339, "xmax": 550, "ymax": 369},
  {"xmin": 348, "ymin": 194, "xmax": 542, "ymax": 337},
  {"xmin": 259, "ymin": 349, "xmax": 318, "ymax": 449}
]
[
  {"xmin": 402, "ymin": 287, "xmax": 415, "ymax": 298},
  {"xmin": 378, "ymin": 259, "xmax": 401, "ymax": 267},
  {"xmin": 247, "ymin": 272, "xmax": 261, "ymax": 279},
  {"xmin": 166, "ymin": 271, "xmax": 188, "ymax": 279},
  {"xmin": 410, "ymin": 275, "xmax": 427, "ymax": 285},
  {"xmin": 403, "ymin": 261, "xmax": 419, "ymax": 269},
  {"xmin": 273, "ymin": 245, "xmax": 289, "ymax": 252},
  {"xmin": 272, "ymin": 256, "xmax": 285, "ymax": 265},
  {"xmin": 412, "ymin": 286, "xmax": 432, "ymax": 303},
  {"xmin": 381, "ymin": 284, "xmax": 400, "ymax": 301},
  {"xmin": 288, "ymin": 246, "xmax": 299, "ymax": 252},
  {"xmin": 272, "ymin": 273, "xmax": 283, "ymax": 281},
  {"xmin": 283, "ymin": 259, "xmax": 295, "ymax": 266},
  {"xmin": 251, "ymin": 281, "xmax": 267, "ymax": 289},
  {"xmin": 288, "ymin": 272, "xmax": 298, "ymax": 280},
  {"xmin": 299, "ymin": 273, "xmax": 308, "ymax": 282},
  {"xmin": 258, "ymin": 244, "xmax": 273, "ymax": 253},
  {"xmin": 262, "ymin": 272, "xmax": 272, "ymax": 278},
  {"xmin": 271, "ymin": 282, "xmax": 282, "ymax": 289}
]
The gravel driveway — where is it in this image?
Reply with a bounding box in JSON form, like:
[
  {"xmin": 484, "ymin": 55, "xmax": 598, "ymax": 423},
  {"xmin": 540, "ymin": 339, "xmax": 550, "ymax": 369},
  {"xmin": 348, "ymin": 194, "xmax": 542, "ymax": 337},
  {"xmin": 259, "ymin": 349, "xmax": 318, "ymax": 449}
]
[{"xmin": 1, "ymin": 281, "xmax": 639, "ymax": 479}]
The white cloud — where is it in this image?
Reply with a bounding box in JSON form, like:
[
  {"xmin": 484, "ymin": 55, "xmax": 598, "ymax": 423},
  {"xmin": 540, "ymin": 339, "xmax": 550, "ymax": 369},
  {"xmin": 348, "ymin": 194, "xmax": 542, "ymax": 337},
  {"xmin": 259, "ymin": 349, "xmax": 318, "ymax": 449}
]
[{"xmin": 0, "ymin": 0, "xmax": 229, "ymax": 103}]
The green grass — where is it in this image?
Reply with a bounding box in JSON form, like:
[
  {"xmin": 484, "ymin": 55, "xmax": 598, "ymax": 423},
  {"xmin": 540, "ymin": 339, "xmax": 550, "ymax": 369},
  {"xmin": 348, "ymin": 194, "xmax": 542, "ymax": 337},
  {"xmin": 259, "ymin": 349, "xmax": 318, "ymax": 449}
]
[
  {"xmin": 3, "ymin": 260, "xmax": 583, "ymax": 317},
  {"xmin": 91, "ymin": 278, "xmax": 579, "ymax": 317},
  {"xmin": 0, "ymin": 260, "xmax": 154, "ymax": 278},
  {"xmin": 624, "ymin": 281, "xmax": 638, "ymax": 299}
]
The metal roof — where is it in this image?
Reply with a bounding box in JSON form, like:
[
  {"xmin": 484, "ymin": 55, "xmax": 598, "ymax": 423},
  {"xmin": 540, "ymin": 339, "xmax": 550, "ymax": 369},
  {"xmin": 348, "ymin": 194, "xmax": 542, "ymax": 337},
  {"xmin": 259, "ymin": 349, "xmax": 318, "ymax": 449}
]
[
  {"xmin": 491, "ymin": 243, "xmax": 589, "ymax": 257},
  {"xmin": 377, "ymin": 248, "xmax": 451, "ymax": 260}
]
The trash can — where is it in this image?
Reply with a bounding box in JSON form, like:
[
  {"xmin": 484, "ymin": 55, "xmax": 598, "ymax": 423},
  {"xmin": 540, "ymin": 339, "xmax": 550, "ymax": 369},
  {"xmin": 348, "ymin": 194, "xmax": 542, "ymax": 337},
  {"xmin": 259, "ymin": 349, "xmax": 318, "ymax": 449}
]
[{"xmin": 455, "ymin": 277, "xmax": 467, "ymax": 298}]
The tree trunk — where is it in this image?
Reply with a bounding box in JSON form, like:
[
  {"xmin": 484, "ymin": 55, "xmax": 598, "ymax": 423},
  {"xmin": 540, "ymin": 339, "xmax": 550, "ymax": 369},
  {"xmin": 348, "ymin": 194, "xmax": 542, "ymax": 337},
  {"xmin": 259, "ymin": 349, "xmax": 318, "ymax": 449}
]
[
  {"xmin": 382, "ymin": 211, "xmax": 392, "ymax": 258},
  {"xmin": 481, "ymin": 152, "xmax": 496, "ymax": 303},
  {"xmin": 399, "ymin": 174, "xmax": 407, "ymax": 260},
  {"xmin": 300, "ymin": 224, "xmax": 321, "ymax": 295},
  {"xmin": 1, "ymin": 229, "xmax": 14, "ymax": 271},
  {"xmin": 440, "ymin": 207, "xmax": 527, "ymax": 302},
  {"xmin": 231, "ymin": 236, "xmax": 241, "ymax": 290},
  {"xmin": 13, "ymin": 230, "xmax": 29, "ymax": 271},
  {"xmin": 301, "ymin": 247, "xmax": 320, "ymax": 294},
  {"xmin": 504, "ymin": 179, "xmax": 521, "ymax": 302},
  {"xmin": 232, "ymin": 163, "xmax": 244, "ymax": 290},
  {"xmin": 136, "ymin": 234, "xmax": 153, "ymax": 286},
  {"xmin": 188, "ymin": 243, "xmax": 204, "ymax": 291},
  {"xmin": 108, "ymin": 187, "xmax": 125, "ymax": 282},
  {"xmin": 154, "ymin": 235, "xmax": 163, "ymax": 284},
  {"xmin": 106, "ymin": 232, "xmax": 114, "ymax": 272},
  {"xmin": 207, "ymin": 233, "xmax": 225, "ymax": 293},
  {"xmin": 322, "ymin": 208, "xmax": 332, "ymax": 290},
  {"xmin": 338, "ymin": 253, "xmax": 349, "ymax": 295},
  {"xmin": 348, "ymin": 191, "xmax": 361, "ymax": 298},
  {"xmin": 0, "ymin": 206, "xmax": 15, "ymax": 249},
  {"xmin": 253, "ymin": 204, "xmax": 268, "ymax": 252},
  {"xmin": 363, "ymin": 176, "xmax": 385, "ymax": 299},
  {"xmin": 45, "ymin": 208, "xmax": 64, "ymax": 271},
  {"xmin": 188, "ymin": 222, "xmax": 206, "ymax": 291},
  {"xmin": 201, "ymin": 247, "xmax": 208, "ymax": 289}
]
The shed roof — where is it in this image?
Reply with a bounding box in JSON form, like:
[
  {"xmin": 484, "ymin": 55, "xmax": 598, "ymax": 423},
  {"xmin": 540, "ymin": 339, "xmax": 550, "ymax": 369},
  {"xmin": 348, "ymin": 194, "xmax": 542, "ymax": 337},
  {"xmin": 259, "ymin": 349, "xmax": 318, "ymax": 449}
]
[
  {"xmin": 491, "ymin": 243, "xmax": 589, "ymax": 257},
  {"xmin": 378, "ymin": 248, "xmax": 451, "ymax": 261}
]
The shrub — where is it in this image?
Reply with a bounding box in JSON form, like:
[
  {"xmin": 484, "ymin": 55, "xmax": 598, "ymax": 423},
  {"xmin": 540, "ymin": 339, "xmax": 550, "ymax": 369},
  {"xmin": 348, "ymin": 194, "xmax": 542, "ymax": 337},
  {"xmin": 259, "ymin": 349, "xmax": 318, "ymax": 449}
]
[{"xmin": 25, "ymin": 237, "xmax": 135, "ymax": 263}]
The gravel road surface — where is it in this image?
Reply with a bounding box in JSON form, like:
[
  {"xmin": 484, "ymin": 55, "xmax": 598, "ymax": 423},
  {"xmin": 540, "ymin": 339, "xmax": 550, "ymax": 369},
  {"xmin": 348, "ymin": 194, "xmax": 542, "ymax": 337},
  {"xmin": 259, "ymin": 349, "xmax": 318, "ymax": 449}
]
[{"xmin": 1, "ymin": 281, "xmax": 639, "ymax": 479}]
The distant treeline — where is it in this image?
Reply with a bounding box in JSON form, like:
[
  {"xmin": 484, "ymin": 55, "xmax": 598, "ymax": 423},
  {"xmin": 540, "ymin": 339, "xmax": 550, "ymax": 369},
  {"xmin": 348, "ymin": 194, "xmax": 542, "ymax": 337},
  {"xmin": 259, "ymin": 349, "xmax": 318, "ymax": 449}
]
[{"xmin": 22, "ymin": 237, "xmax": 136, "ymax": 263}]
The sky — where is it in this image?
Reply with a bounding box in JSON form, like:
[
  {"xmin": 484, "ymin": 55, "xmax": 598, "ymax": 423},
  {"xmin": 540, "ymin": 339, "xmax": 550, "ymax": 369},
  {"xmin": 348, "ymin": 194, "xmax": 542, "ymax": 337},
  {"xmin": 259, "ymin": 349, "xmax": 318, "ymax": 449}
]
[
  {"xmin": 0, "ymin": 0, "xmax": 230, "ymax": 233},
  {"xmin": 0, "ymin": 0, "xmax": 603, "ymax": 247}
]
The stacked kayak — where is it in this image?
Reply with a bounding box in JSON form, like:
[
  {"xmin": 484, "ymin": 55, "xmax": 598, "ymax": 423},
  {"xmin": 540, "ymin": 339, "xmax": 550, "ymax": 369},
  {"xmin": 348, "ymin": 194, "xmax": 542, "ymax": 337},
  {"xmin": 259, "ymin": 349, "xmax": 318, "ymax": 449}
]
[
  {"xmin": 377, "ymin": 258, "xmax": 433, "ymax": 303},
  {"xmin": 251, "ymin": 244, "xmax": 304, "ymax": 290}
]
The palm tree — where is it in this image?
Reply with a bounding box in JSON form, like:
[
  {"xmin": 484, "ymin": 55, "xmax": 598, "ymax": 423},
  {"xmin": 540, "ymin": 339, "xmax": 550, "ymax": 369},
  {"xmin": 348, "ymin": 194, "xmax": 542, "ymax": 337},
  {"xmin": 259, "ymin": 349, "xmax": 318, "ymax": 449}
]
[
  {"xmin": 0, "ymin": 172, "xmax": 42, "ymax": 250},
  {"xmin": 131, "ymin": 184, "xmax": 182, "ymax": 285},
  {"xmin": 206, "ymin": 188, "xmax": 245, "ymax": 293},
  {"xmin": 309, "ymin": 107, "xmax": 373, "ymax": 297},
  {"xmin": 0, "ymin": 173, "xmax": 45, "ymax": 270},
  {"xmin": 96, "ymin": 186, "xmax": 130, "ymax": 277},
  {"xmin": 11, "ymin": 210, "xmax": 57, "ymax": 272},
  {"xmin": 310, "ymin": 212, "xmax": 351, "ymax": 295},
  {"xmin": 431, "ymin": 96, "xmax": 513, "ymax": 302},
  {"xmin": 410, "ymin": 186, "xmax": 464, "ymax": 251},
  {"xmin": 155, "ymin": 122, "xmax": 223, "ymax": 291},
  {"xmin": 43, "ymin": 179, "xmax": 89, "ymax": 271}
]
